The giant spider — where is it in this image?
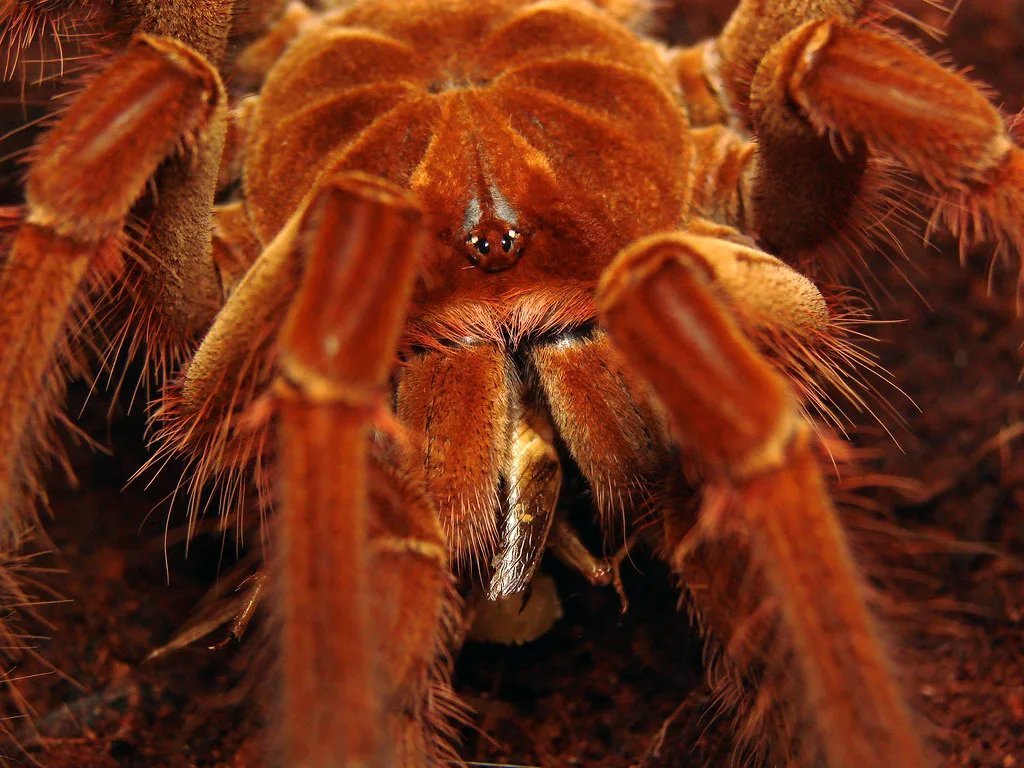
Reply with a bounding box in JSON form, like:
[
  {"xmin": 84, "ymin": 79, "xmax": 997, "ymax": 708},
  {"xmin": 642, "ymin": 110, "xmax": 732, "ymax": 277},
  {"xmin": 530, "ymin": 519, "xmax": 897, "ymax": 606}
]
[{"xmin": 1, "ymin": 1, "xmax": 1022, "ymax": 766}]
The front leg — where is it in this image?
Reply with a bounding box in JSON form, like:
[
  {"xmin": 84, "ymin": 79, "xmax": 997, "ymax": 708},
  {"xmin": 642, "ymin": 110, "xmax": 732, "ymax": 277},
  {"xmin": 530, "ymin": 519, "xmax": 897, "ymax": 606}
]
[
  {"xmin": 156, "ymin": 172, "xmax": 459, "ymax": 764},
  {"xmin": 747, "ymin": 19, "xmax": 1024, "ymax": 270},
  {"xmin": 115, "ymin": 0, "xmax": 238, "ymax": 342},
  {"xmin": 597, "ymin": 232, "xmax": 930, "ymax": 768},
  {"xmin": 275, "ymin": 174, "xmax": 454, "ymax": 767},
  {"xmin": 0, "ymin": 28, "xmax": 228, "ymax": 755}
]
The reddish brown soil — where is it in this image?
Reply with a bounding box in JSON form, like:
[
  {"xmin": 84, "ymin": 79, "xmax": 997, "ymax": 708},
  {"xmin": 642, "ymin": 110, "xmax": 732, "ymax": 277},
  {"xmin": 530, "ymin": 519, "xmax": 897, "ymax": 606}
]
[{"xmin": 1, "ymin": 2, "xmax": 1023, "ymax": 767}]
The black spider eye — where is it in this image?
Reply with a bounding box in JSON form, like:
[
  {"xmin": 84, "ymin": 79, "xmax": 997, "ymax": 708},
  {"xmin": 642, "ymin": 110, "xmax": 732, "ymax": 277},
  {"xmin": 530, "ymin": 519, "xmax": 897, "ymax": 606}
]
[
  {"xmin": 460, "ymin": 218, "xmax": 525, "ymax": 271},
  {"xmin": 501, "ymin": 229, "xmax": 519, "ymax": 253},
  {"xmin": 467, "ymin": 235, "xmax": 490, "ymax": 255}
]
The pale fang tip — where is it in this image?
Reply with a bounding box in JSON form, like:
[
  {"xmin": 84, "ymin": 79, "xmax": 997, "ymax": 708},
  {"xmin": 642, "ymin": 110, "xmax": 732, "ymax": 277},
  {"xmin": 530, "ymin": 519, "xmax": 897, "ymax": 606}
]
[{"xmin": 467, "ymin": 573, "xmax": 563, "ymax": 645}]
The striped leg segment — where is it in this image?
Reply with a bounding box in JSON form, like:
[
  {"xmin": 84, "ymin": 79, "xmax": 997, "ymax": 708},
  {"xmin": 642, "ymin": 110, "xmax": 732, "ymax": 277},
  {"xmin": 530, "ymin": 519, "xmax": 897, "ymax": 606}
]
[
  {"xmin": 750, "ymin": 19, "xmax": 1024, "ymax": 259},
  {"xmin": 598, "ymin": 232, "xmax": 931, "ymax": 768},
  {"xmin": 0, "ymin": 34, "xmax": 223, "ymax": 538},
  {"xmin": 275, "ymin": 173, "xmax": 451, "ymax": 767}
]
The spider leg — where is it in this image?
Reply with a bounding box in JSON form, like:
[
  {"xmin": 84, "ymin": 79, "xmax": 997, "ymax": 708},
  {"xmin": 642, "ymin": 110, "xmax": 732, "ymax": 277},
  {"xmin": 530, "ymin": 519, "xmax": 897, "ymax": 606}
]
[
  {"xmin": 0, "ymin": 32, "xmax": 230, "ymax": 752},
  {"xmin": 685, "ymin": 117, "xmax": 882, "ymax": 290},
  {"xmin": 548, "ymin": 517, "xmax": 638, "ymax": 612},
  {"xmin": 687, "ymin": 18, "xmax": 1024, "ymax": 282},
  {"xmin": 132, "ymin": 2, "xmax": 301, "ymax": 334},
  {"xmin": 217, "ymin": 96, "xmax": 259, "ymax": 193},
  {"xmin": 668, "ymin": 0, "xmax": 874, "ymax": 130},
  {"xmin": 129, "ymin": 0, "xmax": 234, "ymax": 63},
  {"xmin": 597, "ymin": 232, "xmax": 930, "ymax": 768},
  {"xmin": 669, "ymin": 6, "xmax": 874, "ymax": 254},
  {"xmin": 687, "ymin": 127, "xmax": 758, "ymax": 231},
  {"xmin": 211, "ymin": 200, "xmax": 264, "ymax": 298},
  {"xmin": 587, "ymin": 0, "xmax": 654, "ymax": 30},
  {"xmin": 117, "ymin": 2, "xmax": 240, "ymax": 342},
  {"xmin": 235, "ymin": 1, "xmax": 317, "ymax": 89},
  {"xmin": 156, "ymin": 183, "xmax": 326, "ymax": 524},
  {"xmin": 712, "ymin": 0, "xmax": 874, "ymax": 124},
  {"xmin": 231, "ymin": 0, "xmax": 294, "ymax": 39},
  {"xmin": 0, "ymin": 34, "xmax": 223, "ymax": 534},
  {"xmin": 275, "ymin": 173, "xmax": 454, "ymax": 766},
  {"xmin": 747, "ymin": 20, "xmax": 1024, "ymax": 267}
]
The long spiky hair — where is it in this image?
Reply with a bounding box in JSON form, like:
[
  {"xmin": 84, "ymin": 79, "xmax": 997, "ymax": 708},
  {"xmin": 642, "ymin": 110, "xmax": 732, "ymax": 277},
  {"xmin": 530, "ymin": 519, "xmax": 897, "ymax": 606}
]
[
  {"xmin": 0, "ymin": 0, "xmax": 115, "ymax": 83},
  {"xmin": 0, "ymin": 234, "xmax": 121, "ymax": 756},
  {"xmin": 0, "ymin": 529, "xmax": 67, "ymax": 763},
  {"xmin": 673, "ymin": 432, "xmax": 943, "ymax": 768},
  {"xmin": 753, "ymin": 286, "xmax": 911, "ymax": 441}
]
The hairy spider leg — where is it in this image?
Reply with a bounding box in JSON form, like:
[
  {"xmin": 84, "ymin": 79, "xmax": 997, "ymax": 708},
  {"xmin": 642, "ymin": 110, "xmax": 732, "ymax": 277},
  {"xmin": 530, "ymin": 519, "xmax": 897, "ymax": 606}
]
[
  {"xmin": 234, "ymin": 0, "xmax": 318, "ymax": 89},
  {"xmin": 713, "ymin": 0, "xmax": 876, "ymax": 123},
  {"xmin": 275, "ymin": 173, "xmax": 452, "ymax": 767},
  {"xmin": 174, "ymin": 172, "xmax": 456, "ymax": 766},
  {"xmin": 0, "ymin": 33, "xmax": 225, "ymax": 548},
  {"xmin": 598, "ymin": 232, "xmax": 932, "ymax": 768},
  {"xmin": 111, "ymin": 1, "xmax": 240, "ymax": 343},
  {"xmin": 210, "ymin": 198, "xmax": 265, "ymax": 297},
  {"xmin": 0, "ymin": 30, "xmax": 233, "ymax": 747},
  {"xmin": 749, "ymin": 20, "xmax": 1024, "ymax": 273},
  {"xmin": 678, "ymin": 14, "xmax": 1024, "ymax": 291},
  {"xmin": 668, "ymin": 1, "xmax": 878, "ymax": 269}
]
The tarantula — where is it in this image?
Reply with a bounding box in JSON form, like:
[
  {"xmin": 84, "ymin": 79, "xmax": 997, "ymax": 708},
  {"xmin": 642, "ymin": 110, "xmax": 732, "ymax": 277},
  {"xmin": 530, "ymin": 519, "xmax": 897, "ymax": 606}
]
[{"xmin": 1, "ymin": 0, "xmax": 1022, "ymax": 766}]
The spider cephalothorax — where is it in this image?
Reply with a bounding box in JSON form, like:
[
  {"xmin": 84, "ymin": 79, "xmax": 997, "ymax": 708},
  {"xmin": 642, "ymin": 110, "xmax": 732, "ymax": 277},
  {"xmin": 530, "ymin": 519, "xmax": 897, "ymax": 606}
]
[
  {"xmin": 1, "ymin": 1, "xmax": 1023, "ymax": 767},
  {"xmin": 247, "ymin": 1, "xmax": 691, "ymax": 302}
]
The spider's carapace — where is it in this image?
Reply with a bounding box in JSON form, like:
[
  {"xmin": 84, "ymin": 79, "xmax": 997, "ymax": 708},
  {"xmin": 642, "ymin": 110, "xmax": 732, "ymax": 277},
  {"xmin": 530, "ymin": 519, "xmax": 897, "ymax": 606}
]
[{"xmin": 246, "ymin": 0, "xmax": 692, "ymax": 334}]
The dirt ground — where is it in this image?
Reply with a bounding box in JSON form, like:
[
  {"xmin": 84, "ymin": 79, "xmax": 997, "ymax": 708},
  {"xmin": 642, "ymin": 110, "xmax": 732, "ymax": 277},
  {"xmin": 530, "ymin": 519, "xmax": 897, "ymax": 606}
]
[{"xmin": 1, "ymin": 1, "xmax": 1023, "ymax": 767}]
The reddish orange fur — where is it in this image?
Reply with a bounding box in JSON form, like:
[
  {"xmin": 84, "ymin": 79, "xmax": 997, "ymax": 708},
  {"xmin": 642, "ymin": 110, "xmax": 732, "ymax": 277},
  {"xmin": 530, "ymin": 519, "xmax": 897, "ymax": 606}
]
[
  {"xmin": 529, "ymin": 332, "xmax": 670, "ymax": 528},
  {"xmin": 715, "ymin": 0, "xmax": 884, "ymax": 124},
  {"xmin": 2, "ymin": 1, "xmax": 1023, "ymax": 767},
  {"xmin": 598, "ymin": 240, "xmax": 930, "ymax": 768},
  {"xmin": 274, "ymin": 174, "xmax": 452, "ymax": 767},
  {"xmin": 397, "ymin": 344, "xmax": 517, "ymax": 573}
]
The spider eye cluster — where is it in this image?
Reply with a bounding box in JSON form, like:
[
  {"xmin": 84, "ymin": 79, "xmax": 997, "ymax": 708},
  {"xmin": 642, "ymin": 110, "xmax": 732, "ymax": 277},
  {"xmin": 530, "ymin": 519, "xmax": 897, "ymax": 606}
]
[
  {"xmin": 461, "ymin": 219, "xmax": 525, "ymax": 272},
  {"xmin": 467, "ymin": 228, "xmax": 519, "ymax": 256}
]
